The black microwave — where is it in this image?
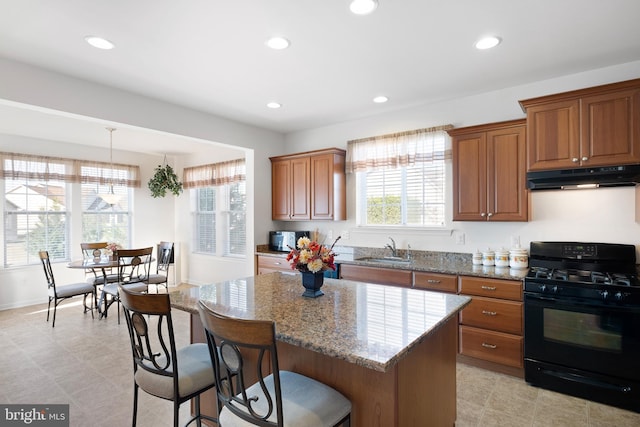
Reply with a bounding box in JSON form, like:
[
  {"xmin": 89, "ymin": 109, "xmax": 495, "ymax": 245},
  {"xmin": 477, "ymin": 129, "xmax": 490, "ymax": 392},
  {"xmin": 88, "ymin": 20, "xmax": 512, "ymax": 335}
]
[{"xmin": 269, "ymin": 231, "xmax": 310, "ymax": 252}]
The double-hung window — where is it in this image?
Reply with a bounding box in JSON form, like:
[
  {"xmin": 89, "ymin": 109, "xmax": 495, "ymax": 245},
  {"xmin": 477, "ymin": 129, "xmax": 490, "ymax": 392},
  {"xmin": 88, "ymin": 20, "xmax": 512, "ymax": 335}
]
[
  {"xmin": 347, "ymin": 125, "xmax": 452, "ymax": 227},
  {"xmin": 184, "ymin": 159, "xmax": 246, "ymax": 257},
  {"xmin": 1, "ymin": 152, "xmax": 140, "ymax": 267},
  {"xmin": 80, "ymin": 161, "xmax": 138, "ymax": 246}
]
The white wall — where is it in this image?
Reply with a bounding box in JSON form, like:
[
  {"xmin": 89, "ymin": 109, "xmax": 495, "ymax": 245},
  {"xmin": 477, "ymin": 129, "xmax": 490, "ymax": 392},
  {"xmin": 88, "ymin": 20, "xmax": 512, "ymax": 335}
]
[{"xmin": 282, "ymin": 61, "xmax": 640, "ymax": 257}]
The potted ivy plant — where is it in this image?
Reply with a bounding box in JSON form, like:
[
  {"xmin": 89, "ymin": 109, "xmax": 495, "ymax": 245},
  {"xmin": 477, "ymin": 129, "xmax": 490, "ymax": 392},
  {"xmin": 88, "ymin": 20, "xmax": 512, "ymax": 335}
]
[{"xmin": 148, "ymin": 163, "xmax": 183, "ymax": 198}]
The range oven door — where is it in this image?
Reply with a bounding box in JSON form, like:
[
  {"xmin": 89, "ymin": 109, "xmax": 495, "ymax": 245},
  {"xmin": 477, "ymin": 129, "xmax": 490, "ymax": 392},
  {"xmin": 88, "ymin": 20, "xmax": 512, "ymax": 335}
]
[{"xmin": 524, "ymin": 291, "xmax": 640, "ymax": 411}]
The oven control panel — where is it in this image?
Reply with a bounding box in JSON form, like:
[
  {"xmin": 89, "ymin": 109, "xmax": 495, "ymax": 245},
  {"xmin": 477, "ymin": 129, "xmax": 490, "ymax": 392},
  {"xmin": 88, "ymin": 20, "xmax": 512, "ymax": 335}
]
[{"xmin": 562, "ymin": 244, "xmax": 597, "ymax": 258}]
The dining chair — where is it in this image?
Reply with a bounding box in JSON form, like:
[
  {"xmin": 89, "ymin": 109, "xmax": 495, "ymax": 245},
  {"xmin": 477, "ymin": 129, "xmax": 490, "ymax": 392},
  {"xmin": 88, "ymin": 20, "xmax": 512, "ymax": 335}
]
[
  {"xmin": 119, "ymin": 286, "xmax": 218, "ymax": 427},
  {"xmin": 100, "ymin": 247, "xmax": 153, "ymax": 323},
  {"xmin": 197, "ymin": 301, "xmax": 352, "ymax": 427},
  {"xmin": 39, "ymin": 251, "xmax": 95, "ymax": 328},
  {"xmin": 146, "ymin": 241, "xmax": 174, "ymax": 293},
  {"xmin": 80, "ymin": 242, "xmax": 119, "ymax": 306}
]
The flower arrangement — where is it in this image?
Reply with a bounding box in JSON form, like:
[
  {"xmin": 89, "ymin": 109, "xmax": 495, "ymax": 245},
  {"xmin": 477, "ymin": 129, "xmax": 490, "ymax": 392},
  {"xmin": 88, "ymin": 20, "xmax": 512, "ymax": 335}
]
[
  {"xmin": 105, "ymin": 242, "xmax": 123, "ymax": 256},
  {"xmin": 287, "ymin": 236, "xmax": 341, "ymax": 273}
]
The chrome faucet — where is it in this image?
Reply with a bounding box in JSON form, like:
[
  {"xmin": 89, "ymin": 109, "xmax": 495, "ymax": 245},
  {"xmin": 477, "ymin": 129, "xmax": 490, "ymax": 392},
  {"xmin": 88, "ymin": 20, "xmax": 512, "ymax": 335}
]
[{"xmin": 385, "ymin": 237, "xmax": 398, "ymax": 257}]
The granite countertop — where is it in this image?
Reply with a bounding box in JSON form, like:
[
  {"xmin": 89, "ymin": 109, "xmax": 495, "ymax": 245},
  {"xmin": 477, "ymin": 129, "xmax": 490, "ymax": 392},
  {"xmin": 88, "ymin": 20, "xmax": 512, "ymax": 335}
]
[
  {"xmin": 170, "ymin": 272, "xmax": 471, "ymax": 373},
  {"xmin": 256, "ymin": 246, "xmax": 528, "ymax": 281}
]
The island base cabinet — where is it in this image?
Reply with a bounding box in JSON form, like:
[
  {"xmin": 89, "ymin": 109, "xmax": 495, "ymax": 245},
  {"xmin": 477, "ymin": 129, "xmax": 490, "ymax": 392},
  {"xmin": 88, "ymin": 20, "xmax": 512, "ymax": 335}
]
[
  {"xmin": 191, "ymin": 312, "xmax": 458, "ymax": 427},
  {"xmin": 459, "ymin": 325, "xmax": 523, "ymax": 368}
]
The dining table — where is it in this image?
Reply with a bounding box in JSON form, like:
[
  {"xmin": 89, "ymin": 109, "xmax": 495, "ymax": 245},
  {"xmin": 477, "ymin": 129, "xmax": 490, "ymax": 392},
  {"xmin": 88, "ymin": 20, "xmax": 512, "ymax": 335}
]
[{"xmin": 67, "ymin": 255, "xmax": 154, "ymax": 316}]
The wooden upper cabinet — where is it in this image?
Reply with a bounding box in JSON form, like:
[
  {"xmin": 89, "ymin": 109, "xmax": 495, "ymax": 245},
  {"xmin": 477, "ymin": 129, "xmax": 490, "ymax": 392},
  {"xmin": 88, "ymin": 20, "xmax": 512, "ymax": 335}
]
[
  {"xmin": 520, "ymin": 78, "xmax": 640, "ymax": 171},
  {"xmin": 270, "ymin": 148, "xmax": 346, "ymax": 221},
  {"xmin": 271, "ymin": 157, "xmax": 310, "ymax": 220},
  {"xmin": 449, "ymin": 119, "xmax": 528, "ymax": 222}
]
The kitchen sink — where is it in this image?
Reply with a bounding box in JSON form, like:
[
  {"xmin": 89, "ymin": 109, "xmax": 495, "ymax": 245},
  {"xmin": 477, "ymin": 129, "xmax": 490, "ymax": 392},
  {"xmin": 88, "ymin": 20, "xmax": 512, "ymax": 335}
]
[{"xmin": 355, "ymin": 256, "xmax": 412, "ymax": 265}]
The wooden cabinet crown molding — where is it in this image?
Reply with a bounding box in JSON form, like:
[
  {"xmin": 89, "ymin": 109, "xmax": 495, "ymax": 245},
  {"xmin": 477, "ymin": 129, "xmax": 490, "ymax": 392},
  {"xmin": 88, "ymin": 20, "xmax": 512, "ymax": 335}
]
[
  {"xmin": 518, "ymin": 77, "xmax": 640, "ymax": 111},
  {"xmin": 269, "ymin": 147, "xmax": 346, "ymax": 162},
  {"xmin": 447, "ymin": 118, "xmax": 526, "ymax": 136}
]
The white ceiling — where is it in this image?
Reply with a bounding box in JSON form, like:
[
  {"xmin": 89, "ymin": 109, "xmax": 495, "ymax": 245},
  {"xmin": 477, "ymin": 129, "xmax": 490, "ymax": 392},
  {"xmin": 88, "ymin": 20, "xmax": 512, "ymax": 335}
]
[{"xmin": 1, "ymin": 0, "xmax": 640, "ymax": 154}]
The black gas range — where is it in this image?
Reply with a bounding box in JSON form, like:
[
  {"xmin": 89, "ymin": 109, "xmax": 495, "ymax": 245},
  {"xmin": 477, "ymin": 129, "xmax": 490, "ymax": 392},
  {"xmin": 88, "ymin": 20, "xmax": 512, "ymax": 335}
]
[
  {"xmin": 524, "ymin": 242, "xmax": 640, "ymax": 305},
  {"xmin": 524, "ymin": 242, "xmax": 640, "ymax": 413}
]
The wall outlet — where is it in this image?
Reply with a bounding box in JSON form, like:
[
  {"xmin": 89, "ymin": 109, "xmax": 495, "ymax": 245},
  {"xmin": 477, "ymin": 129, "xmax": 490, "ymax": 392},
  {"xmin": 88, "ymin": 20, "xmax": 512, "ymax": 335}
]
[
  {"xmin": 455, "ymin": 232, "xmax": 465, "ymax": 245},
  {"xmin": 510, "ymin": 235, "xmax": 520, "ymax": 248},
  {"xmin": 326, "ymin": 229, "xmax": 333, "ymax": 240},
  {"xmin": 341, "ymin": 230, "xmax": 350, "ymax": 240}
]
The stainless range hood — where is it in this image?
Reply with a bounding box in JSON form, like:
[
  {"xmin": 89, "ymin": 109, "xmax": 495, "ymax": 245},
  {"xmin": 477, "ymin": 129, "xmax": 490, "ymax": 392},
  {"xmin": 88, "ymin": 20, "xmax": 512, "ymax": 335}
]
[{"xmin": 526, "ymin": 164, "xmax": 640, "ymax": 190}]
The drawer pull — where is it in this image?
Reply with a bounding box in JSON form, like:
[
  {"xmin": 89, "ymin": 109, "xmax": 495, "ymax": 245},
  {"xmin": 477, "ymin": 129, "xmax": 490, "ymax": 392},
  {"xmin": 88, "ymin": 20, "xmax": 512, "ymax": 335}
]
[
  {"xmin": 274, "ymin": 262, "xmax": 282, "ymax": 265},
  {"xmin": 481, "ymin": 342, "xmax": 497, "ymax": 349},
  {"xmin": 427, "ymin": 279, "xmax": 441, "ymax": 284},
  {"xmin": 481, "ymin": 310, "xmax": 497, "ymax": 316},
  {"xmin": 481, "ymin": 285, "xmax": 496, "ymax": 291}
]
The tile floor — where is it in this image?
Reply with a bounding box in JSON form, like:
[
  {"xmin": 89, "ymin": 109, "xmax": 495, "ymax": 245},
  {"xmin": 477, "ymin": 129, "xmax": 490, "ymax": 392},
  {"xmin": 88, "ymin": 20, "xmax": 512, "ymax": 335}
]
[{"xmin": 1, "ymin": 296, "xmax": 639, "ymax": 426}]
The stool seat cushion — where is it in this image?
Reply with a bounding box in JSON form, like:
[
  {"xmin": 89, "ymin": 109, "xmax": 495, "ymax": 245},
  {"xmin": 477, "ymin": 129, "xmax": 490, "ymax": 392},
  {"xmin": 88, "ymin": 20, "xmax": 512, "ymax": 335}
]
[
  {"xmin": 135, "ymin": 343, "xmax": 215, "ymax": 400},
  {"xmin": 220, "ymin": 370, "xmax": 351, "ymax": 427}
]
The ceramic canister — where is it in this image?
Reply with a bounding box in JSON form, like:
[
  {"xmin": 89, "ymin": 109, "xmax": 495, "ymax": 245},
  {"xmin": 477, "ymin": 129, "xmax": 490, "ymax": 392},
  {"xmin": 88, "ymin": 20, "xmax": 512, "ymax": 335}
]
[
  {"xmin": 482, "ymin": 250, "xmax": 495, "ymax": 266},
  {"xmin": 509, "ymin": 247, "xmax": 528, "ymax": 269},
  {"xmin": 495, "ymin": 249, "xmax": 510, "ymax": 267}
]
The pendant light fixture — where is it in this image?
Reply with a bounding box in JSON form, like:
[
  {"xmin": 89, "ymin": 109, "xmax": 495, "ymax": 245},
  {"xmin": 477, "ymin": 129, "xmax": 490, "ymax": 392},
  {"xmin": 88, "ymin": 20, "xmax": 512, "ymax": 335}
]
[{"xmin": 99, "ymin": 127, "xmax": 121, "ymax": 206}]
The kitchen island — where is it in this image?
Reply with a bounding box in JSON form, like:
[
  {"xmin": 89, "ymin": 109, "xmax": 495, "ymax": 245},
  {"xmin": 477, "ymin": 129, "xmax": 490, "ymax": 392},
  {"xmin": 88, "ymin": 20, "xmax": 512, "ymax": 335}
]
[{"xmin": 170, "ymin": 272, "xmax": 471, "ymax": 427}]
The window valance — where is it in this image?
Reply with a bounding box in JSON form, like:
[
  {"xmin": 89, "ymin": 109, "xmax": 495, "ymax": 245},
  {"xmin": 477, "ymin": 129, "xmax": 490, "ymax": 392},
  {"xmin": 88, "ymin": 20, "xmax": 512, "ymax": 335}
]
[
  {"xmin": 346, "ymin": 124, "xmax": 453, "ymax": 173},
  {"xmin": 183, "ymin": 158, "xmax": 246, "ymax": 189},
  {"xmin": 0, "ymin": 151, "xmax": 141, "ymax": 187}
]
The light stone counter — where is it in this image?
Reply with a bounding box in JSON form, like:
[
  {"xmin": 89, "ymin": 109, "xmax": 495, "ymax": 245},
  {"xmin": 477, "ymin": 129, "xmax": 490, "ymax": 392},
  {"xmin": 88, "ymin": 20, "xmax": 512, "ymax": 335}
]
[{"xmin": 170, "ymin": 271, "xmax": 470, "ymax": 372}]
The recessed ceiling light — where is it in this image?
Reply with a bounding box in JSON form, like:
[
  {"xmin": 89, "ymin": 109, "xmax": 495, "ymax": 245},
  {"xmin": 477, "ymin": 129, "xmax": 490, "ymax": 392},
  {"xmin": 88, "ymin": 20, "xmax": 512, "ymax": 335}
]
[
  {"xmin": 267, "ymin": 102, "xmax": 282, "ymax": 109},
  {"xmin": 84, "ymin": 36, "xmax": 114, "ymax": 50},
  {"xmin": 373, "ymin": 95, "xmax": 388, "ymax": 104},
  {"xmin": 475, "ymin": 36, "xmax": 501, "ymax": 50},
  {"xmin": 265, "ymin": 37, "xmax": 290, "ymax": 50},
  {"xmin": 350, "ymin": 0, "xmax": 379, "ymax": 15}
]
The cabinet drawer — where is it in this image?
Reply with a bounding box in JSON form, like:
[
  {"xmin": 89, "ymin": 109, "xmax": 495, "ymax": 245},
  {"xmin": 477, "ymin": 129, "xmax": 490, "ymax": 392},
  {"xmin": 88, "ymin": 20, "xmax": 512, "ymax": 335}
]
[
  {"xmin": 413, "ymin": 272, "xmax": 457, "ymax": 293},
  {"xmin": 459, "ymin": 325, "xmax": 523, "ymax": 368},
  {"xmin": 459, "ymin": 276, "xmax": 522, "ymax": 301},
  {"xmin": 459, "ymin": 297, "xmax": 523, "ymax": 334},
  {"xmin": 257, "ymin": 255, "xmax": 291, "ymax": 273},
  {"xmin": 340, "ymin": 264, "xmax": 412, "ymax": 287}
]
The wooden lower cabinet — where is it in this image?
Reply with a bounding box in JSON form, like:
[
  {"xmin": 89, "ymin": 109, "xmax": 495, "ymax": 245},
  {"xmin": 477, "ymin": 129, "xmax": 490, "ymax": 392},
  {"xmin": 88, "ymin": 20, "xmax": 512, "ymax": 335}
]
[
  {"xmin": 459, "ymin": 325, "xmax": 523, "ymax": 368},
  {"xmin": 458, "ymin": 276, "xmax": 524, "ymax": 373},
  {"xmin": 339, "ymin": 264, "xmax": 412, "ymax": 287},
  {"xmin": 256, "ymin": 254, "xmax": 292, "ymax": 275},
  {"xmin": 413, "ymin": 271, "xmax": 457, "ymax": 293}
]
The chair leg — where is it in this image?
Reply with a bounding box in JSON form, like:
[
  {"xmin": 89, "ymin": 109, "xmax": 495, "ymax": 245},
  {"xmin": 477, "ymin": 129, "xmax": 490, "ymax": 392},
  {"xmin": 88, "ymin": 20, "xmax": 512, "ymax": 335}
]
[
  {"xmin": 47, "ymin": 296, "xmax": 52, "ymax": 323},
  {"xmin": 52, "ymin": 298, "xmax": 58, "ymax": 328},
  {"xmin": 132, "ymin": 383, "xmax": 138, "ymax": 427},
  {"xmin": 173, "ymin": 401, "xmax": 180, "ymax": 427},
  {"xmin": 195, "ymin": 395, "xmax": 202, "ymax": 427}
]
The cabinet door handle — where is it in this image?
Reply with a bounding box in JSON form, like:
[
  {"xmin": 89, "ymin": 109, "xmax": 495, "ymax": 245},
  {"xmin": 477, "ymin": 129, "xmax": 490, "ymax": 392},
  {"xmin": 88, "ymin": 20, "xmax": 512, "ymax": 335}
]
[
  {"xmin": 481, "ymin": 285, "xmax": 497, "ymax": 291},
  {"xmin": 572, "ymin": 157, "xmax": 579, "ymax": 163},
  {"xmin": 482, "ymin": 310, "xmax": 497, "ymax": 316},
  {"xmin": 480, "ymin": 212, "xmax": 486, "ymax": 217},
  {"xmin": 481, "ymin": 342, "xmax": 497, "ymax": 349},
  {"xmin": 427, "ymin": 279, "xmax": 441, "ymax": 284},
  {"xmin": 581, "ymin": 156, "xmax": 588, "ymax": 162},
  {"xmin": 487, "ymin": 212, "xmax": 493, "ymax": 218}
]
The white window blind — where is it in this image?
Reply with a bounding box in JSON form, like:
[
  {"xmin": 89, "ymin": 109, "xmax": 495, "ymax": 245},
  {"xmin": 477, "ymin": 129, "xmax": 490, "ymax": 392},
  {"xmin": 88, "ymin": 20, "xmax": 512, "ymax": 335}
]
[
  {"xmin": 347, "ymin": 125, "xmax": 451, "ymax": 227},
  {"xmin": 187, "ymin": 159, "xmax": 246, "ymax": 257},
  {"xmin": 80, "ymin": 164, "xmax": 132, "ymax": 247}
]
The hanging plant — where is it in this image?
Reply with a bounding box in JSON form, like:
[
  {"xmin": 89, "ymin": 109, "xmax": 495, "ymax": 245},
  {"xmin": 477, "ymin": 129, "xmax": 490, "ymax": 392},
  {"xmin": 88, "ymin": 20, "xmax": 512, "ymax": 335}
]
[{"xmin": 148, "ymin": 160, "xmax": 183, "ymax": 198}]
